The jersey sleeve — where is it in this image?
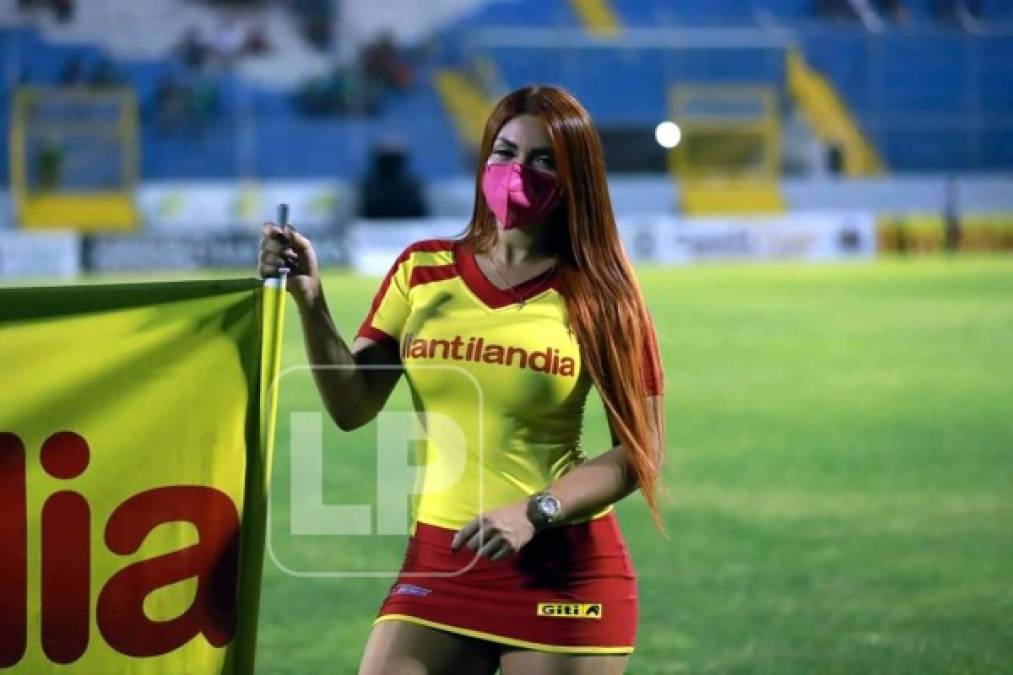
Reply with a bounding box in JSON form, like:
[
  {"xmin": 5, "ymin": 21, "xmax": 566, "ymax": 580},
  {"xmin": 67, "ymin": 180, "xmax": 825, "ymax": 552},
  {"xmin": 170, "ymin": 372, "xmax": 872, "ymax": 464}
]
[
  {"xmin": 641, "ymin": 310, "xmax": 664, "ymax": 396},
  {"xmin": 355, "ymin": 245, "xmax": 414, "ymax": 349}
]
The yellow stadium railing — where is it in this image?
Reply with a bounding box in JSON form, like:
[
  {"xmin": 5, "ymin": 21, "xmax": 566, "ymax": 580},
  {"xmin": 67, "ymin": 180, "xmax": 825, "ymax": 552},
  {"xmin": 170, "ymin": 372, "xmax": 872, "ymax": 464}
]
[
  {"xmin": 669, "ymin": 85, "xmax": 786, "ymax": 214},
  {"xmin": 786, "ymin": 48, "xmax": 884, "ymax": 177},
  {"xmin": 433, "ymin": 69, "xmax": 495, "ymax": 149},
  {"xmin": 10, "ymin": 86, "xmax": 139, "ymax": 231},
  {"xmin": 568, "ymin": 0, "xmax": 621, "ymax": 37}
]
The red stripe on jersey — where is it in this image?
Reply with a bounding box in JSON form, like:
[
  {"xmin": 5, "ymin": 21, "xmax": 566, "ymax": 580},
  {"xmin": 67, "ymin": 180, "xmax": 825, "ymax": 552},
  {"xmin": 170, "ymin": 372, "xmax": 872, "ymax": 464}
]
[
  {"xmin": 357, "ymin": 324, "xmax": 398, "ymax": 350},
  {"xmin": 455, "ymin": 240, "xmax": 561, "ymax": 310},
  {"xmin": 409, "ymin": 264, "xmax": 459, "ymax": 288},
  {"xmin": 356, "ymin": 239, "xmax": 457, "ymax": 341}
]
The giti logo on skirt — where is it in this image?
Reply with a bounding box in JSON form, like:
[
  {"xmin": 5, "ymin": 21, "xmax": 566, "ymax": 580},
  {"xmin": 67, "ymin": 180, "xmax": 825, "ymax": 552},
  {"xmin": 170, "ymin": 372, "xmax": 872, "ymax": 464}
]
[{"xmin": 536, "ymin": 603, "xmax": 603, "ymax": 619}]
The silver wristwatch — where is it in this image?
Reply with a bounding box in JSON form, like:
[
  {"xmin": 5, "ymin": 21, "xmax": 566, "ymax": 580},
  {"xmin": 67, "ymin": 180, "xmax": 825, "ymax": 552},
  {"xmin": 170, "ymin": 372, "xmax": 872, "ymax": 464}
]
[{"xmin": 526, "ymin": 491, "xmax": 562, "ymax": 531}]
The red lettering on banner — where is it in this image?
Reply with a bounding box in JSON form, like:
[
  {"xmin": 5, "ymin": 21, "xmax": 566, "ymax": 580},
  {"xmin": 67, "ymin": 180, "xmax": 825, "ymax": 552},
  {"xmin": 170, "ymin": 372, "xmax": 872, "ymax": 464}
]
[
  {"xmin": 40, "ymin": 432, "xmax": 91, "ymax": 664},
  {"xmin": 98, "ymin": 486, "xmax": 240, "ymax": 657},
  {"xmin": 42, "ymin": 492, "xmax": 91, "ymax": 663},
  {"xmin": 0, "ymin": 432, "xmax": 241, "ymax": 665},
  {"xmin": 0, "ymin": 433, "xmax": 27, "ymax": 668}
]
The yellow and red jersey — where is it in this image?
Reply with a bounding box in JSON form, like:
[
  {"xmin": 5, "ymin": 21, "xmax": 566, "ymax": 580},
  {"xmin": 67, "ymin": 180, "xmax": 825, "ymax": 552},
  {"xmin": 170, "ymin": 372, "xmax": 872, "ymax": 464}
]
[{"xmin": 356, "ymin": 238, "xmax": 663, "ymax": 530}]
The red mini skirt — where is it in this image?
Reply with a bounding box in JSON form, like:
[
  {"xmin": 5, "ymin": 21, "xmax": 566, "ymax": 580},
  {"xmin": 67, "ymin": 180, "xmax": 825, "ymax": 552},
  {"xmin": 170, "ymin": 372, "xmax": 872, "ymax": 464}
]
[{"xmin": 374, "ymin": 511, "xmax": 638, "ymax": 654}]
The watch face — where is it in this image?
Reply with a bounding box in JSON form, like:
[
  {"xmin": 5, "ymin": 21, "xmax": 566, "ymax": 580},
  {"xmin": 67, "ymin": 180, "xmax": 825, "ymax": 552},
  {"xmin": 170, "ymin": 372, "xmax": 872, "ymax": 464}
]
[
  {"xmin": 538, "ymin": 495, "xmax": 560, "ymax": 518},
  {"xmin": 528, "ymin": 492, "xmax": 561, "ymax": 528}
]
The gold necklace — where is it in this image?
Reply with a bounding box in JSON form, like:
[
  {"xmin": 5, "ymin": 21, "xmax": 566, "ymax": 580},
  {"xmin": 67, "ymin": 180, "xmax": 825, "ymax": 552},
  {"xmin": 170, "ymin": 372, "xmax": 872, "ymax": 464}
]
[{"xmin": 484, "ymin": 253, "xmax": 557, "ymax": 310}]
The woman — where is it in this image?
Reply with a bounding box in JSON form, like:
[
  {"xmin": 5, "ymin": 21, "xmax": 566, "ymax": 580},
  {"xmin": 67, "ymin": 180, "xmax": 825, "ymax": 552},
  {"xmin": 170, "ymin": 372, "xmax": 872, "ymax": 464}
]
[{"xmin": 259, "ymin": 85, "xmax": 665, "ymax": 674}]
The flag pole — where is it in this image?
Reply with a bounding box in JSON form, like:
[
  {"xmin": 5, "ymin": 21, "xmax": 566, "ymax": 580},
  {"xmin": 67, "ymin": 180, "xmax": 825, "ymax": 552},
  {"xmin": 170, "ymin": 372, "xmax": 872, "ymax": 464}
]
[
  {"xmin": 275, "ymin": 202, "xmax": 291, "ymax": 280},
  {"xmin": 234, "ymin": 203, "xmax": 291, "ymax": 674}
]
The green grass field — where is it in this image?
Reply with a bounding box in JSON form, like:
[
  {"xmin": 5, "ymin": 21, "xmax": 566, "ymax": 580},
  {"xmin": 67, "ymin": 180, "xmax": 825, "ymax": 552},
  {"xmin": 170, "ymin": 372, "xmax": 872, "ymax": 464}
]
[{"xmin": 255, "ymin": 256, "xmax": 1013, "ymax": 674}]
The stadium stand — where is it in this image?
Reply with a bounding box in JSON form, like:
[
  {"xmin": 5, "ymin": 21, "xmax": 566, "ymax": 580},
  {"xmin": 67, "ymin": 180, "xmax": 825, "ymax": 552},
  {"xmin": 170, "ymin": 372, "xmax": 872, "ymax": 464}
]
[{"xmin": 2, "ymin": 0, "xmax": 1011, "ymax": 182}]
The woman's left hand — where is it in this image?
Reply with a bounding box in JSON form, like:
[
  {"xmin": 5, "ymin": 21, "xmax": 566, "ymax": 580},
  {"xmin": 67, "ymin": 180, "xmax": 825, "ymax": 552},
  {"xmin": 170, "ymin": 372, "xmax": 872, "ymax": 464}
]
[{"xmin": 451, "ymin": 501, "xmax": 535, "ymax": 562}]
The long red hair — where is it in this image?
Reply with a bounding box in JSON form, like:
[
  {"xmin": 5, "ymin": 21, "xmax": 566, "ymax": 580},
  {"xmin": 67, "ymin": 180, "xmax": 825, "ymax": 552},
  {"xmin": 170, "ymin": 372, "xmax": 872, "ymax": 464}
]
[{"xmin": 461, "ymin": 85, "xmax": 666, "ymax": 525}]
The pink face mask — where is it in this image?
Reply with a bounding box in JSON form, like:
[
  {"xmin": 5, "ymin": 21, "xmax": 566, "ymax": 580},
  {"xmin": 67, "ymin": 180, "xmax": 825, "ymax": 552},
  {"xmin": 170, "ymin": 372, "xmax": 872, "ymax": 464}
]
[{"xmin": 481, "ymin": 161, "xmax": 563, "ymax": 230}]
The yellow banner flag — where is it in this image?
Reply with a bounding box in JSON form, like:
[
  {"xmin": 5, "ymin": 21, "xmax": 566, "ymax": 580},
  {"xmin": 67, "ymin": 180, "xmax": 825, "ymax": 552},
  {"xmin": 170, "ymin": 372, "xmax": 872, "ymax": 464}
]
[{"xmin": 0, "ymin": 277, "xmax": 286, "ymax": 674}]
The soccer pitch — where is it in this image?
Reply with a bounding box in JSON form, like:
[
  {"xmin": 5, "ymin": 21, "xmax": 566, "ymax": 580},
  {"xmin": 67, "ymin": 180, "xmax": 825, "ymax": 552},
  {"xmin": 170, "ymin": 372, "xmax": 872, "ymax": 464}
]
[{"xmin": 255, "ymin": 256, "xmax": 1013, "ymax": 674}]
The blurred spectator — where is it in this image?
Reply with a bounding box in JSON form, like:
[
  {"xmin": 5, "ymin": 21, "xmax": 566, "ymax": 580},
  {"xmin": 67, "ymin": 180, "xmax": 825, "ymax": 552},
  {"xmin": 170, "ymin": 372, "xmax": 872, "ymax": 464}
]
[
  {"xmin": 293, "ymin": 31, "xmax": 418, "ymax": 120},
  {"xmin": 58, "ymin": 55, "xmax": 126, "ymax": 89},
  {"xmin": 189, "ymin": 76, "xmax": 222, "ymax": 127},
  {"xmin": 360, "ymin": 32, "xmax": 414, "ymax": 93},
  {"xmin": 177, "ymin": 19, "xmax": 271, "ymax": 73},
  {"xmin": 303, "ymin": 18, "xmax": 333, "ymax": 52},
  {"xmin": 827, "ymin": 144, "xmax": 845, "ymax": 175},
  {"xmin": 294, "ymin": 69, "xmax": 349, "ymax": 116},
  {"xmin": 244, "ymin": 21, "xmax": 271, "ymax": 55},
  {"xmin": 178, "ymin": 26, "xmax": 211, "ymax": 70},
  {"xmin": 294, "ymin": 65, "xmax": 383, "ymax": 117},
  {"xmin": 359, "ymin": 144, "xmax": 429, "ymax": 219},
  {"xmin": 152, "ymin": 72, "xmax": 220, "ymax": 135},
  {"xmin": 873, "ymin": 0, "xmax": 909, "ymax": 23},
  {"xmin": 781, "ymin": 110, "xmax": 829, "ymax": 177},
  {"xmin": 943, "ymin": 175, "xmax": 962, "ymax": 251},
  {"xmin": 291, "ymin": 0, "xmax": 335, "ymax": 52},
  {"xmin": 212, "ymin": 18, "xmax": 246, "ymax": 66},
  {"xmin": 295, "ymin": 75, "xmax": 339, "ymax": 116},
  {"xmin": 154, "ymin": 74, "xmax": 192, "ymax": 132},
  {"xmin": 19, "ymin": 0, "xmax": 74, "ymax": 23},
  {"xmin": 90, "ymin": 57, "xmax": 125, "ymax": 88},
  {"xmin": 36, "ymin": 135, "xmax": 64, "ymax": 190},
  {"xmin": 58, "ymin": 56, "xmax": 87, "ymax": 86},
  {"xmin": 52, "ymin": 0, "xmax": 73, "ymax": 22}
]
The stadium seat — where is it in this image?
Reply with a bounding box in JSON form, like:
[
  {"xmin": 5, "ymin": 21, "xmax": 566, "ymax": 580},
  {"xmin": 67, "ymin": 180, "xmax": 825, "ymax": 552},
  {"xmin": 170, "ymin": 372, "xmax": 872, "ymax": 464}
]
[{"xmin": 4, "ymin": 0, "xmax": 1012, "ymax": 179}]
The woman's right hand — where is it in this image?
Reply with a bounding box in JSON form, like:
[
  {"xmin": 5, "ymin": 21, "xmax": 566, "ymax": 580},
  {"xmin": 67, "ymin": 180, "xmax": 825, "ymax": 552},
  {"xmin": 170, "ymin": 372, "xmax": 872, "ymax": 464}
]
[{"xmin": 258, "ymin": 221, "xmax": 322, "ymax": 308}]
